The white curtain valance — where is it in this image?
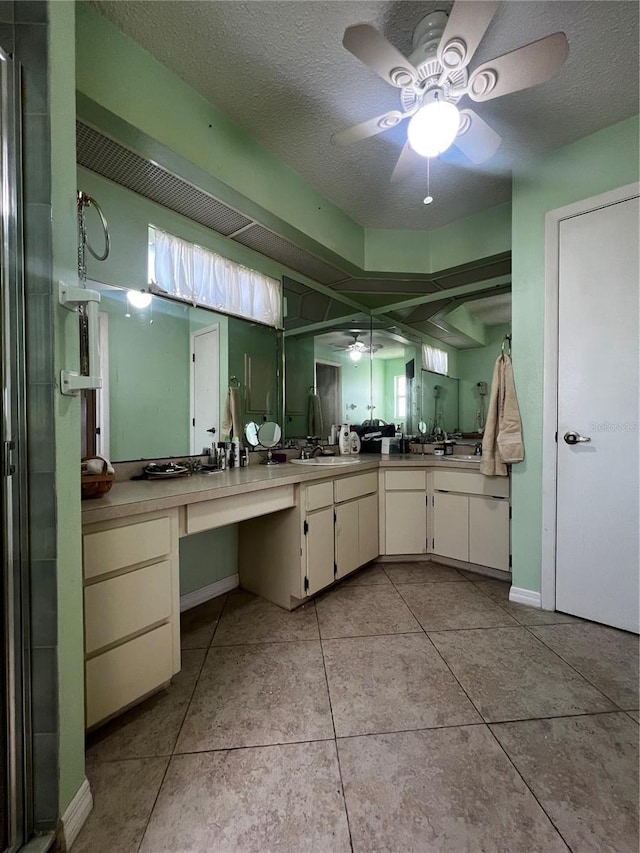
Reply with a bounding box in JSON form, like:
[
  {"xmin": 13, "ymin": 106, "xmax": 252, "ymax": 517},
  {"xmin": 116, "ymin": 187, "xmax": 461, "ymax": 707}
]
[
  {"xmin": 150, "ymin": 226, "xmax": 283, "ymax": 329},
  {"xmin": 422, "ymin": 343, "xmax": 448, "ymax": 376}
]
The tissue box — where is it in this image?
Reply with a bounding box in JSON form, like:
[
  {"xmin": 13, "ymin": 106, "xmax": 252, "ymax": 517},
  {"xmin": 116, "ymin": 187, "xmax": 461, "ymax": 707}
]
[{"xmin": 381, "ymin": 437, "xmax": 400, "ymax": 454}]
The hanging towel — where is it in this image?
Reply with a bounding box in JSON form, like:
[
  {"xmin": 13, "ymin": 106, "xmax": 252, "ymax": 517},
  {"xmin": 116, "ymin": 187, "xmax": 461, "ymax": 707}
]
[
  {"xmin": 480, "ymin": 354, "xmax": 524, "ymax": 476},
  {"xmin": 221, "ymin": 387, "xmax": 244, "ymax": 447},
  {"xmin": 308, "ymin": 393, "xmax": 324, "ymax": 438}
]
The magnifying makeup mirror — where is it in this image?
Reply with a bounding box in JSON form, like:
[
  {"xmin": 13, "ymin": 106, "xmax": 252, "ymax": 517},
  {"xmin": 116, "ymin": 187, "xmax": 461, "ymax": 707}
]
[{"xmin": 245, "ymin": 421, "xmax": 282, "ymax": 464}]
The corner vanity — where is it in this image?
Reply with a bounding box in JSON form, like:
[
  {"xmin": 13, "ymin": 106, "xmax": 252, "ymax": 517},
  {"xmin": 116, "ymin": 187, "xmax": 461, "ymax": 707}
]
[{"xmin": 81, "ymin": 455, "xmax": 510, "ymax": 728}]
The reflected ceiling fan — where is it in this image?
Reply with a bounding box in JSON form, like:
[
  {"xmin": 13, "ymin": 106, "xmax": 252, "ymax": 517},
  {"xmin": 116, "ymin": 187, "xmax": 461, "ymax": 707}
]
[
  {"xmin": 331, "ymin": 2, "xmax": 569, "ymax": 182},
  {"xmin": 332, "ymin": 332, "xmax": 383, "ymax": 362}
]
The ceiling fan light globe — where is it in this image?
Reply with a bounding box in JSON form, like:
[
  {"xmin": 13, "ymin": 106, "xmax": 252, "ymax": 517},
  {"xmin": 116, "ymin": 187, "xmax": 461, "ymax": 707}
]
[
  {"xmin": 407, "ymin": 100, "xmax": 460, "ymax": 157},
  {"xmin": 126, "ymin": 290, "xmax": 152, "ymax": 309},
  {"xmin": 349, "ymin": 348, "xmax": 363, "ymax": 362}
]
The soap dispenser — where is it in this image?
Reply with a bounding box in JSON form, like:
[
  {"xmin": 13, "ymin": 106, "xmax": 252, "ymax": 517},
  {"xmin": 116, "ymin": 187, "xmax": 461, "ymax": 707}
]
[
  {"xmin": 338, "ymin": 424, "xmax": 351, "ymax": 456},
  {"xmin": 349, "ymin": 426, "xmax": 361, "ymax": 455}
]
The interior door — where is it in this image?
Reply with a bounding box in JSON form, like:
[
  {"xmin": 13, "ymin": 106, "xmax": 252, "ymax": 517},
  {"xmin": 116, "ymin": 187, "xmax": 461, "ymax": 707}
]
[
  {"xmin": 556, "ymin": 195, "xmax": 639, "ymax": 632},
  {"xmin": 191, "ymin": 325, "xmax": 219, "ymax": 454}
]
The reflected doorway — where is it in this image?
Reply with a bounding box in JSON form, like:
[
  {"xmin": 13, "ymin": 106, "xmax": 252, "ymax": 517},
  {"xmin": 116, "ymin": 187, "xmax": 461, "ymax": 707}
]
[{"xmin": 315, "ymin": 360, "xmax": 341, "ymax": 436}]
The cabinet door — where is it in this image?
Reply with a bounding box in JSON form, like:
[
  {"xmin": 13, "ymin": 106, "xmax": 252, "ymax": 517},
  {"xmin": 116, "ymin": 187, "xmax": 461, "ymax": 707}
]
[
  {"xmin": 469, "ymin": 496, "xmax": 510, "ymax": 571},
  {"xmin": 305, "ymin": 507, "xmax": 335, "ymax": 595},
  {"xmin": 432, "ymin": 492, "xmax": 469, "ymax": 561},
  {"xmin": 358, "ymin": 493, "xmax": 379, "ymax": 566},
  {"xmin": 385, "ymin": 491, "xmax": 427, "ymax": 555},
  {"xmin": 335, "ymin": 501, "xmax": 359, "ymax": 579}
]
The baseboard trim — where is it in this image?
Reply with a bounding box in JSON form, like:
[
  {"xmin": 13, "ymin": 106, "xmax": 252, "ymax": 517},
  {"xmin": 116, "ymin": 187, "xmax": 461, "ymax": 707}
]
[
  {"xmin": 180, "ymin": 574, "xmax": 239, "ymax": 612},
  {"xmin": 509, "ymin": 586, "xmax": 542, "ymax": 608},
  {"xmin": 61, "ymin": 777, "xmax": 93, "ymax": 849}
]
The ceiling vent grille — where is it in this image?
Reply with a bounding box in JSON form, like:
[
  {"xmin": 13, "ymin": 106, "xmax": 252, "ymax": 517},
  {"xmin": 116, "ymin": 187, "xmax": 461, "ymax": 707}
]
[
  {"xmin": 232, "ymin": 224, "xmax": 346, "ymax": 286},
  {"xmin": 76, "ymin": 120, "xmax": 348, "ymax": 286},
  {"xmin": 76, "ymin": 121, "xmax": 253, "ymax": 237}
]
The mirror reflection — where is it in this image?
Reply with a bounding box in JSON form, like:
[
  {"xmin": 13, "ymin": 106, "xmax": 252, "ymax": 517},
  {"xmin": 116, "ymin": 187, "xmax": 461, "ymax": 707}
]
[{"xmin": 87, "ymin": 283, "xmax": 282, "ymax": 461}]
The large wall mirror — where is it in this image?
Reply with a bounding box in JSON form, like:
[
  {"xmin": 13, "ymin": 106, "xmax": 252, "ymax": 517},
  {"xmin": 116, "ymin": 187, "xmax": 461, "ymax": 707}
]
[{"xmin": 84, "ymin": 282, "xmax": 282, "ymax": 461}]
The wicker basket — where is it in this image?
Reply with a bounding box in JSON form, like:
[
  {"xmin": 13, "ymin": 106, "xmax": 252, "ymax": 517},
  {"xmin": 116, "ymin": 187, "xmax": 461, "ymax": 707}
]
[{"xmin": 81, "ymin": 456, "xmax": 115, "ymax": 500}]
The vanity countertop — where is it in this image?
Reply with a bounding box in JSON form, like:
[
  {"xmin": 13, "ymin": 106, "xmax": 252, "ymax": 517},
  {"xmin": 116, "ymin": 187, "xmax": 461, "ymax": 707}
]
[{"xmin": 81, "ymin": 454, "xmax": 482, "ymax": 524}]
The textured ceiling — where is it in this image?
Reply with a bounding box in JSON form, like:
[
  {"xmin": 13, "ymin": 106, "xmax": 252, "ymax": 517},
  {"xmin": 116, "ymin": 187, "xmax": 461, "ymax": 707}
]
[{"xmin": 86, "ymin": 1, "xmax": 639, "ymax": 231}]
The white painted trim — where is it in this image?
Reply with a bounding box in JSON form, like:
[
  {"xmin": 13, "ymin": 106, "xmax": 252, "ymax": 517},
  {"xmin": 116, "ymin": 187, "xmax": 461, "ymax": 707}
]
[
  {"xmin": 541, "ymin": 182, "xmax": 639, "ymax": 612},
  {"xmin": 61, "ymin": 777, "xmax": 93, "ymax": 849},
  {"xmin": 180, "ymin": 574, "xmax": 238, "ymax": 612},
  {"xmin": 509, "ymin": 586, "xmax": 541, "ymax": 608}
]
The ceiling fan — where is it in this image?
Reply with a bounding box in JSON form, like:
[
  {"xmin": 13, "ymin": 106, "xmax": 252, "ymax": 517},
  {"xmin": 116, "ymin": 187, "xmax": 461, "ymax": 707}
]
[
  {"xmin": 332, "ymin": 332, "xmax": 383, "ymax": 362},
  {"xmin": 331, "ymin": 2, "xmax": 569, "ymax": 182}
]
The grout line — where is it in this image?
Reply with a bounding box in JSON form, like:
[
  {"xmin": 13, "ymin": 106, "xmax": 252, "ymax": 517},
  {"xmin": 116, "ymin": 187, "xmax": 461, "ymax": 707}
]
[
  {"xmin": 485, "ymin": 725, "xmax": 574, "ymax": 852},
  {"xmin": 317, "ymin": 606, "xmax": 355, "ymax": 853},
  {"xmin": 171, "ymin": 735, "xmax": 337, "ymax": 757},
  {"xmin": 135, "ymin": 755, "xmax": 173, "ymax": 853},
  {"xmin": 520, "ymin": 623, "xmax": 628, "ymax": 711}
]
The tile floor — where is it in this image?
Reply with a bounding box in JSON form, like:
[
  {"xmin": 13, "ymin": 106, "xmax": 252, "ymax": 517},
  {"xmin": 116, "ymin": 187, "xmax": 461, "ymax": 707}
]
[{"xmin": 75, "ymin": 562, "xmax": 639, "ymax": 853}]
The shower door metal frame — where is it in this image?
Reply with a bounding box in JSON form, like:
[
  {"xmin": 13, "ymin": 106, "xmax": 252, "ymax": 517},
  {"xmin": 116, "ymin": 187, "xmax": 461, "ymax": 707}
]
[{"xmin": 1, "ymin": 47, "xmax": 31, "ymax": 853}]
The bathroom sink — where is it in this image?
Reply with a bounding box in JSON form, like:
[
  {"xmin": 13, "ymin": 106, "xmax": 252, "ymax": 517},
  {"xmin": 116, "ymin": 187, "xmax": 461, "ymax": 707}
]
[
  {"xmin": 290, "ymin": 456, "xmax": 363, "ymax": 466},
  {"xmin": 444, "ymin": 454, "xmax": 482, "ymax": 462}
]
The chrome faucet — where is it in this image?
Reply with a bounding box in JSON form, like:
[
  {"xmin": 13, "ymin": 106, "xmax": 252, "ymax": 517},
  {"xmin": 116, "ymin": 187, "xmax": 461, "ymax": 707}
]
[{"xmin": 474, "ymin": 442, "xmax": 483, "ymax": 456}]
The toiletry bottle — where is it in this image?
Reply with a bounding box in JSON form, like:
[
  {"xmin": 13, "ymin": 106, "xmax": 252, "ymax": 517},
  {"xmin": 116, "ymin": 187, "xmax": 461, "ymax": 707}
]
[
  {"xmin": 217, "ymin": 442, "xmax": 226, "ymax": 470},
  {"xmin": 339, "ymin": 424, "xmax": 351, "ymax": 456},
  {"xmin": 349, "ymin": 427, "xmax": 361, "ymax": 455}
]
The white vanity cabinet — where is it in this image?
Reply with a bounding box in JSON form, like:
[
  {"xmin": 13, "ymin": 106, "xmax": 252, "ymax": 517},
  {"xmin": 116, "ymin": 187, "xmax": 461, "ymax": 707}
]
[
  {"xmin": 239, "ymin": 469, "xmax": 379, "ymax": 608},
  {"xmin": 431, "ymin": 470, "xmax": 510, "ymax": 572},
  {"xmin": 82, "ymin": 509, "xmax": 181, "ymax": 728},
  {"xmin": 380, "ymin": 469, "xmax": 428, "ymax": 556}
]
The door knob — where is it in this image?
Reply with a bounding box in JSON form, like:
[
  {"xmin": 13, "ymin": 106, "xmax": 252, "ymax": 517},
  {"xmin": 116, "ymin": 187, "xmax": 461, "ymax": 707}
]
[{"xmin": 563, "ymin": 430, "xmax": 591, "ymax": 445}]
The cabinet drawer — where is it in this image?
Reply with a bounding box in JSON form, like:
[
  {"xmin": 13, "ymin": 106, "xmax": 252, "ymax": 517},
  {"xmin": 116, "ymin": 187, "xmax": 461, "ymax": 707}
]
[
  {"xmin": 85, "ymin": 623, "xmax": 174, "ymax": 728},
  {"xmin": 385, "ymin": 470, "xmax": 426, "ymax": 491},
  {"xmin": 305, "ymin": 481, "xmax": 334, "ymax": 511},
  {"xmin": 84, "ymin": 517, "xmax": 171, "ymax": 580},
  {"xmin": 84, "ymin": 560, "xmax": 172, "ymax": 655},
  {"xmin": 186, "ymin": 485, "xmax": 294, "ymax": 534},
  {"xmin": 432, "ymin": 470, "xmax": 509, "ymax": 499},
  {"xmin": 334, "ymin": 471, "xmax": 378, "ymax": 503}
]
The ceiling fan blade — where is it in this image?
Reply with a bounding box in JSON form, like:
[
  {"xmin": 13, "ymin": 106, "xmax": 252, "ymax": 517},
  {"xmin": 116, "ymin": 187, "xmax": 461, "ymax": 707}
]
[
  {"xmin": 390, "ymin": 141, "xmax": 424, "ymax": 184},
  {"xmin": 343, "ymin": 24, "xmax": 418, "ymax": 88},
  {"xmin": 331, "ymin": 110, "xmax": 411, "ymax": 146},
  {"xmin": 454, "ymin": 109, "xmax": 502, "ymax": 164},
  {"xmin": 467, "ymin": 32, "xmax": 569, "ymax": 102},
  {"xmin": 437, "ymin": 1, "xmax": 498, "ymax": 73}
]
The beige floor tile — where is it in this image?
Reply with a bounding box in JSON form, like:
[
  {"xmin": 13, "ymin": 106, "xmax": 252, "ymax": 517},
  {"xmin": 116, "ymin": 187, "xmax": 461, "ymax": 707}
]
[
  {"xmin": 627, "ymin": 710, "xmax": 639, "ymax": 723},
  {"xmin": 315, "ymin": 585, "xmax": 421, "ymax": 639},
  {"xmin": 340, "ymin": 563, "xmax": 391, "ymax": 585},
  {"xmin": 492, "ymin": 713, "xmax": 639, "ymax": 853},
  {"xmin": 212, "ymin": 590, "xmax": 319, "ymax": 645},
  {"xmin": 383, "ymin": 561, "xmax": 465, "ymax": 584},
  {"xmin": 338, "ymin": 727, "xmax": 568, "ymax": 853},
  {"xmin": 86, "ymin": 650, "xmax": 205, "ymax": 762},
  {"xmin": 397, "ymin": 581, "xmax": 519, "ymax": 630},
  {"xmin": 180, "ymin": 596, "xmax": 226, "ymax": 649},
  {"xmin": 473, "ymin": 580, "xmax": 581, "ymax": 626},
  {"xmin": 531, "ymin": 622, "xmax": 640, "ymax": 708},
  {"xmin": 323, "ymin": 633, "xmax": 481, "ymax": 736},
  {"xmin": 430, "ymin": 627, "xmax": 616, "ymax": 721},
  {"xmin": 139, "ymin": 742, "xmax": 350, "ymax": 853},
  {"xmin": 73, "ymin": 757, "xmax": 169, "ymax": 853},
  {"xmin": 175, "ymin": 641, "xmax": 333, "ymax": 752}
]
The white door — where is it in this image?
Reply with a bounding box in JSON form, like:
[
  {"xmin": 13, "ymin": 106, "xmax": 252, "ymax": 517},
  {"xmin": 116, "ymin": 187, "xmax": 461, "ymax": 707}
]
[
  {"xmin": 191, "ymin": 325, "xmax": 220, "ymax": 454},
  {"xmin": 556, "ymin": 195, "xmax": 639, "ymax": 632}
]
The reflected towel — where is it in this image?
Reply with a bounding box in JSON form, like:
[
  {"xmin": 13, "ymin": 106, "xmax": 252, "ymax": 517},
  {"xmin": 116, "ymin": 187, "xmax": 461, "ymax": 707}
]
[
  {"xmin": 222, "ymin": 388, "xmax": 244, "ymax": 446},
  {"xmin": 480, "ymin": 354, "xmax": 524, "ymax": 477},
  {"xmin": 308, "ymin": 393, "xmax": 324, "ymax": 438}
]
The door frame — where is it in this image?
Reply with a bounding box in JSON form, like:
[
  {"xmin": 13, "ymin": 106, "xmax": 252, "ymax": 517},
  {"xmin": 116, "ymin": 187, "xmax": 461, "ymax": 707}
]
[{"xmin": 541, "ymin": 182, "xmax": 639, "ymax": 610}]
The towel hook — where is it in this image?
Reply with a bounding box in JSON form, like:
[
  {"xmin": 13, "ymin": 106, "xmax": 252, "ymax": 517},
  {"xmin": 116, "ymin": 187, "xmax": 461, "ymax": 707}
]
[
  {"xmin": 501, "ymin": 334, "xmax": 512, "ymax": 356},
  {"xmin": 229, "ymin": 376, "xmax": 241, "ymax": 389}
]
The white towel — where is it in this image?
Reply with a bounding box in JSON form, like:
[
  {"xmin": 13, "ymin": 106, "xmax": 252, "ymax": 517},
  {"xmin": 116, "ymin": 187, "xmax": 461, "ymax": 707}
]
[
  {"xmin": 308, "ymin": 393, "xmax": 324, "ymax": 438},
  {"xmin": 480, "ymin": 354, "xmax": 524, "ymax": 477},
  {"xmin": 221, "ymin": 388, "xmax": 244, "ymax": 447}
]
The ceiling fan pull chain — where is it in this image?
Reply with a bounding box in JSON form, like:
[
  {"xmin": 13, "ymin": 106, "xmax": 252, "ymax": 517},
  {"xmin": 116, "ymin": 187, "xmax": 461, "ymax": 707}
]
[{"xmin": 423, "ymin": 157, "xmax": 433, "ymax": 205}]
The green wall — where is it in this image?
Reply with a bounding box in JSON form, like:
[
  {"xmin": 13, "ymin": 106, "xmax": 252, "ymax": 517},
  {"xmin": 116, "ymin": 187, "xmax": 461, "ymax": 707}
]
[
  {"xmin": 179, "ymin": 527, "xmax": 239, "ymax": 596},
  {"xmin": 511, "ymin": 115, "xmax": 639, "ymax": 593},
  {"xmin": 457, "ymin": 324, "xmax": 511, "ymax": 433},
  {"xmin": 50, "ymin": 0, "xmax": 86, "ymax": 814}
]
